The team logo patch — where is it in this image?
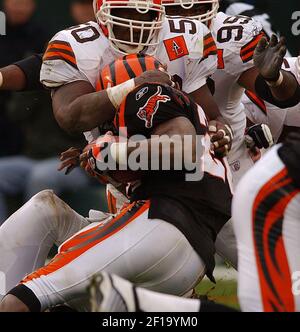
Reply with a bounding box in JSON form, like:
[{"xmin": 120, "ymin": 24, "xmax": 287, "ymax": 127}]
[
  {"xmin": 136, "ymin": 86, "xmax": 149, "ymax": 101},
  {"xmin": 163, "ymin": 36, "xmax": 189, "ymax": 61},
  {"xmin": 230, "ymin": 160, "xmax": 241, "ymax": 172},
  {"xmin": 137, "ymin": 86, "xmax": 171, "ymax": 128}
]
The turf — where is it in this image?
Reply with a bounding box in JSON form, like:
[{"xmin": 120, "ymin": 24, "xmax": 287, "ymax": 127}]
[{"xmin": 195, "ymin": 279, "xmax": 240, "ymax": 310}]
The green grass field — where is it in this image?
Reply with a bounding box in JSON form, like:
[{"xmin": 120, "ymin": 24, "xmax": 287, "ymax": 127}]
[{"xmin": 195, "ymin": 279, "xmax": 239, "ymax": 310}]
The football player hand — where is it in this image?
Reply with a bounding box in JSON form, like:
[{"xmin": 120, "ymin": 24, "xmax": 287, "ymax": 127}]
[
  {"xmin": 248, "ymin": 146, "xmax": 262, "ymax": 163},
  {"xmin": 245, "ymin": 124, "xmax": 274, "ymax": 149},
  {"xmin": 134, "ymin": 69, "xmax": 177, "ymax": 88},
  {"xmin": 209, "ymin": 120, "xmax": 234, "ymax": 157},
  {"xmin": 58, "ymin": 142, "xmax": 97, "ymax": 175},
  {"xmin": 79, "ymin": 132, "xmax": 116, "ymax": 181},
  {"xmin": 254, "ymin": 34, "xmax": 287, "ymax": 82},
  {"xmin": 58, "ymin": 147, "xmax": 82, "ymax": 175}
]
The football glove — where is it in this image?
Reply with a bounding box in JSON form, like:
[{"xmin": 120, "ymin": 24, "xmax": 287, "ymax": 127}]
[{"xmin": 245, "ymin": 124, "xmax": 274, "ymax": 149}]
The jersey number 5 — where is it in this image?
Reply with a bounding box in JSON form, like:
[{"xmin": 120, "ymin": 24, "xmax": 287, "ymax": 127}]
[{"xmin": 168, "ymin": 19, "xmax": 197, "ymax": 35}]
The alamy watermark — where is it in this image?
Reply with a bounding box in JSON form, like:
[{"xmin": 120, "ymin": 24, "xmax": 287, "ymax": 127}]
[
  {"xmin": 291, "ymin": 11, "xmax": 300, "ymax": 36},
  {"xmin": 0, "ymin": 11, "xmax": 6, "ymax": 36},
  {"xmin": 91, "ymin": 128, "xmax": 205, "ymax": 182}
]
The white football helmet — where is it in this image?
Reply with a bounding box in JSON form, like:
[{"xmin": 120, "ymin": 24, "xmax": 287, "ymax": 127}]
[
  {"xmin": 162, "ymin": 0, "xmax": 219, "ymax": 23},
  {"xmin": 93, "ymin": 0, "xmax": 165, "ymax": 54}
]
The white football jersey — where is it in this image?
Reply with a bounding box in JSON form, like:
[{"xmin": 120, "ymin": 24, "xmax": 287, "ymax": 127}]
[
  {"xmin": 41, "ymin": 18, "xmax": 217, "ymax": 142},
  {"xmin": 243, "ymin": 57, "xmax": 300, "ymax": 142},
  {"xmin": 225, "ymin": 2, "xmax": 292, "ymax": 57},
  {"xmin": 210, "ymin": 12, "xmax": 264, "ymax": 155}
]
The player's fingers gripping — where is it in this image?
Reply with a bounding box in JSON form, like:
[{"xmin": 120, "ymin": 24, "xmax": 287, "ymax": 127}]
[
  {"xmin": 209, "ymin": 121, "xmax": 233, "ymax": 156},
  {"xmin": 58, "ymin": 147, "xmax": 82, "ymax": 173},
  {"xmin": 212, "ymin": 136, "xmax": 231, "ymax": 150},
  {"xmin": 60, "ymin": 147, "xmax": 81, "ymax": 161},
  {"xmin": 58, "ymin": 158, "xmax": 78, "ymax": 172},
  {"xmin": 80, "ymin": 132, "xmax": 116, "ymax": 177},
  {"xmin": 135, "ymin": 69, "xmax": 176, "ymax": 88},
  {"xmin": 248, "ymin": 146, "xmax": 262, "ymax": 163},
  {"xmin": 214, "ymin": 144, "xmax": 230, "ymax": 157}
]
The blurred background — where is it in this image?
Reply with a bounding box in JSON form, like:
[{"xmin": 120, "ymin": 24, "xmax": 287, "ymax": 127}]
[
  {"xmin": 0, "ymin": 0, "xmax": 104, "ymax": 225},
  {"xmin": 0, "ymin": 0, "xmax": 299, "ymax": 227}
]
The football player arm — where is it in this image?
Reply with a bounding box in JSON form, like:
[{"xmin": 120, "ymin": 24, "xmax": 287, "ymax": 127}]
[
  {"xmin": 238, "ymin": 36, "xmax": 300, "ymax": 108},
  {"xmin": 52, "ymin": 70, "xmax": 176, "ymax": 135},
  {"xmin": 0, "ymin": 65, "xmax": 26, "ymax": 91},
  {"xmin": 52, "ymin": 80, "xmax": 116, "ymax": 135},
  {"xmin": 188, "ymin": 84, "xmax": 223, "ymax": 122}
]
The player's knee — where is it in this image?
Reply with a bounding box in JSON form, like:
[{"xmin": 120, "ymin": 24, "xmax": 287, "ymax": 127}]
[
  {"xmin": 29, "ymin": 190, "xmax": 66, "ymax": 215},
  {"xmin": 30, "ymin": 189, "xmax": 79, "ymax": 224},
  {"xmin": 30, "ymin": 189, "xmax": 57, "ymax": 205}
]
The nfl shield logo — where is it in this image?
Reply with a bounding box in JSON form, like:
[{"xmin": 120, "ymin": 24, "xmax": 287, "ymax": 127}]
[{"xmin": 230, "ymin": 160, "xmax": 240, "ymax": 172}]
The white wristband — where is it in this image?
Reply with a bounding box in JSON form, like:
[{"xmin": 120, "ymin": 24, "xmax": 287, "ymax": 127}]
[
  {"xmin": 266, "ymin": 71, "xmax": 284, "ymax": 87},
  {"xmin": 110, "ymin": 142, "xmax": 128, "ymax": 167},
  {"xmin": 106, "ymin": 79, "xmax": 136, "ymax": 109},
  {"xmin": 0, "ymin": 72, "xmax": 3, "ymax": 88}
]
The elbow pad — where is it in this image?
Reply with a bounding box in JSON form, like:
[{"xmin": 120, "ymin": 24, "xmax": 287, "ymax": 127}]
[
  {"xmin": 255, "ymin": 74, "xmax": 300, "ymax": 109},
  {"xmin": 14, "ymin": 53, "xmax": 44, "ymax": 91}
]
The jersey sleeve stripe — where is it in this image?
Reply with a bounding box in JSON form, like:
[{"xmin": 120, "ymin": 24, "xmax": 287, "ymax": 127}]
[
  {"xmin": 240, "ymin": 32, "xmax": 265, "ymax": 63},
  {"xmin": 204, "ymin": 40, "xmax": 217, "ymax": 50},
  {"xmin": 43, "ymin": 39, "xmax": 78, "ymax": 69},
  {"xmin": 245, "ymin": 90, "xmax": 267, "ymax": 115},
  {"xmin": 47, "ymin": 43, "xmax": 73, "ymax": 53},
  {"xmin": 241, "ymin": 32, "xmax": 265, "ymax": 55},
  {"xmin": 241, "ymin": 51, "xmax": 255, "ymax": 63},
  {"xmin": 46, "ymin": 40, "xmax": 75, "ymax": 57},
  {"xmin": 203, "ymin": 33, "xmax": 217, "ymax": 59},
  {"xmin": 204, "ymin": 32, "xmax": 214, "ymax": 42},
  {"xmin": 203, "ymin": 45, "xmax": 218, "ymax": 59},
  {"xmin": 217, "ymin": 49, "xmax": 225, "ymax": 69},
  {"xmin": 204, "ymin": 36, "xmax": 215, "ymax": 46},
  {"xmin": 48, "ymin": 40, "xmax": 72, "ymax": 48},
  {"xmin": 45, "ymin": 47, "xmax": 75, "ymax": 58},
  {"xmin": 43, "ymin": 51, "xmax": 78, "ymax": 69}
]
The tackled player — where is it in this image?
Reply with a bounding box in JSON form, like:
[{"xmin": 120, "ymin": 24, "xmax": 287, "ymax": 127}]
[{"xmin": 0, "ymin": 55, "xmax": 233, "ymax": 312}]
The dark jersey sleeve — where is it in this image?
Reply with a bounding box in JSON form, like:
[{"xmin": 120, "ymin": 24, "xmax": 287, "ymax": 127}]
[
  {"xmin": 14, "ymin": 53, "xmax": 44, "ymax": 91},
  {"xmin": 116, "ymin": 83, "xmax": 195, "ymax": 137}
]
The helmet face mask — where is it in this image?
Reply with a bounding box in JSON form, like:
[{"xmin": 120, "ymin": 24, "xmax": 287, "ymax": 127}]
[
  {"xmin": 94, "ymin": 0, "xmax": 165, "ymax": 54},
  {"xmin": 162, "ymin": 0, "xmax": 219, "ymax": 23}
]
